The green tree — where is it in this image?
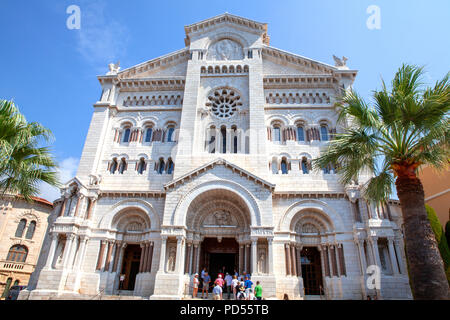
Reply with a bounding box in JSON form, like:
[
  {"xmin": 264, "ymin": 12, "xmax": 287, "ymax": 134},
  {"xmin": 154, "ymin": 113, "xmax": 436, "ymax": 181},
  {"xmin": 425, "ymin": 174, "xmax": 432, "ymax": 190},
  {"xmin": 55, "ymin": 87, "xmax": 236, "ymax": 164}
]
[
  {"xmin": 314, "ymin": 65, "xmax": 450, "ymax": 299},
  {"xmin": 0, "ymin": 99, "xmax": 59, "ymax": 201},
  {"xmin": 426, "ymin": 205, "xmax": 450, "ymax": 285}
]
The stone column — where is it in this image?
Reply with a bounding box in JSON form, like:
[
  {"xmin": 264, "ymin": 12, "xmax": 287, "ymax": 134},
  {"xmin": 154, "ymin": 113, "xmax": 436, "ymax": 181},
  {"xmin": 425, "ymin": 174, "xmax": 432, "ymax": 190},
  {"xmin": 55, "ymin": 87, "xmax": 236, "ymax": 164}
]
[
  {"xmin": 86, "ymin": 198, "xmax": 97, "ymax": 220},
  {"xmin": 58, "ymin": 197, "xmax": 67, "ymax": 217},
  {"xmin": 185, "ymin": 243, "xmax": 192, "ymax": 274},
  {"xmin": 239, "ymin": 244, "xmax": 244, "ymax": 274},
  {"xmin": 139, "ymin": 243, "xmax": 147, "ymax": 273},
  {"xmin": 175, "ymin": 237, "xmax": 184, "ymax": 273},
  {"xmin": 45, "ymin": 233, "xmax": 59, "ymax": 268},
  {"xmin": 147, "ymin": 242, "xmax": 154, "ymax": 273},
  {"xmin": 189, "ymin": 242, "xmax": 194, "ymax": 274},
  {"xmin": 267, "ymin": 238, "xmax": 274, "ymax": 274},
  {"xmin": 107, "ymin": 241, "xmax": 116, "ymax": 273},
  {"xmin": 62, "ymin": 234, "xmax": 75, "ymax": 268},
  {"xmin": 96, "ymin": 240, "xmax": 106, "ymax": 271},
  {"xmin": 327, "ymin": 244, "xmax": 335, "ymax": 277},
  {"xmin": 285, "ymin": 243, "xmax": 291, "ymax": 275},
  {"xmin": 251, "ymin": 239, "xmax": 257, "ymax": 275},
  {"xmin": 394, "ymin": 239, "xmax": 406, "ymax": 274},
  {"xmin": 290, "ymin": 244, "xmax": 297, "ymax": 276},
  {"xmin": 158, "ymin": 236, "xmax": 167, "ymax": 272},
  {"xmin": 195, "ymin": 243, "xmax": 201, "ymax": 274},
  {"xmin": 357, "ymin": 240, "xmax": 367, "ymax": 275},
  {"xmin": 116, "ymin": 243, "xmax": 127, "ymax": 274},
  {"xmin": 296, "ymin": 245, "xmax": 302, "ymax": 277},
  {"xmin": 104, "ymin": 241, "xmax": 114, "ymax": 272},
  {"xmin": 387, "ymin": 238, "xmax": 400, "ymax": 275},
  {"xmin": 246, "ymin": 244, "xmax": 251, "ymax": 274},
  {"xmin": 334, "ymin": 244, "xmax": 341, "ymax": 277},
  {"xmin": 370, "ymin": 237, "xmax": 382, "ymax": 269},
  {"xmin": 73, "ymin": 195, "xmax": 84, "ymax": 217},
  {"xmin": 112, "ymin": 241, "xmax": 122, "ymax": 272},
  {"xmin": 75, "ymin": 236, "xmax": 89, "ymax": 271}
]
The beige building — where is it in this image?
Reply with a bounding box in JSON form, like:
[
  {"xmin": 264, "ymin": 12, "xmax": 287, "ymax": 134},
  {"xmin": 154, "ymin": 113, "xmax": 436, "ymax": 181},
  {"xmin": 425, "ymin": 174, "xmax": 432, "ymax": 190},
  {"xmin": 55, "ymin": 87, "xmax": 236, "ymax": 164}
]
[
  {"xmin": 0, "ymin": 194, "xmax": 53, "ymax": 298},
  {"xmin": 419, "ymin": 166, "xmax": 450, "ymax": 227}
]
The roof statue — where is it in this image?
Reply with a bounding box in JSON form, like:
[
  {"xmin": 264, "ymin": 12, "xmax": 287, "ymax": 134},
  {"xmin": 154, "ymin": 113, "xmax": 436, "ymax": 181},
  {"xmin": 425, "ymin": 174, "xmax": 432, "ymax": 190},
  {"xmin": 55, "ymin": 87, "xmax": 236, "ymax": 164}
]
[
  {"xmin": 106, "ymin": 61, "xmax": 121, "ymax": 75},
  {"xmin": 332, "ymin": 55, "xmax": 348, "ymax": 68}
]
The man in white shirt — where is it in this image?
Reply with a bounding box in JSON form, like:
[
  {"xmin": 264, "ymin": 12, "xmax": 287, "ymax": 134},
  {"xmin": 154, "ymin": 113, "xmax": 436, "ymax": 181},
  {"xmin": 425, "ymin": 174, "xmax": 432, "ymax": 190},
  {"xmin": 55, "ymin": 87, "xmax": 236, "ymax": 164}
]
[{"xmin": 224, "ymin": 273, "xmax": 233, "ymax": 299}]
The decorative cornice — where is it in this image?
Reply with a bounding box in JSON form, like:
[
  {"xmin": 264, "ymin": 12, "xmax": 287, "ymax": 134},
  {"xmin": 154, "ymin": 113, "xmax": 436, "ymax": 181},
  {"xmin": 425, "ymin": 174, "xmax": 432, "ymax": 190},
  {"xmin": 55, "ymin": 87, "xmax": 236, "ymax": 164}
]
[
  {"xmin": 272, "ymin": 191, "xmax": 346, "ymax": 199},
  {"xmin": 263, "ymin": 74, "xmax": 338, "ymax": 89},
  {"xmin": 99, "ymin": 191, "xmax": 166, "ymax": 198},
  {"xmin": 164, "ymin": 158, "xmax": 275, "ymax": 191},
  {"xmin": 117, "ymin": 77, "xmax": 186, "ymax": 92}
]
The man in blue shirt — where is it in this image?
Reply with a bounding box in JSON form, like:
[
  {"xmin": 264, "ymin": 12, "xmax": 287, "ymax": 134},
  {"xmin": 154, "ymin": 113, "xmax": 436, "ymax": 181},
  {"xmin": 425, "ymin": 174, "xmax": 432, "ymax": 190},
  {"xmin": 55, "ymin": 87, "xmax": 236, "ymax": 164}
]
[
  {"xmin": 212, "ymin": 283, "xmax": 222, "ymax": 300},
  {"xmin": 201, "ymin": 272, "xmax": 211, "ymax": 299},
  {"xmin": 244, "ymin": 276, "xmax": 253, "ymax": 300}
]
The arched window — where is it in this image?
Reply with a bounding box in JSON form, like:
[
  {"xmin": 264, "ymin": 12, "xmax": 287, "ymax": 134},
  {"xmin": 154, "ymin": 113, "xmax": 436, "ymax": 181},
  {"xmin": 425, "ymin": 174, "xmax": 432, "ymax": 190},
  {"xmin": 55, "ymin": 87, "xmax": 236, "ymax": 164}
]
[
  {"xmin": 15, "ymin": 219, "xmax": 27, "ymax": 238},
  {"xmin": 25, "ymin": 221, "xmax": 36, "ymax": 239},
  {"xmin": 221, "ymin": 126, "xmax": 227, "ymax": 153},
  {"xmin": 122, "ymin": 128, "xmax": 131, "ymax": 143},
  {"xmin": 118, "ymin": 158, "xmax": 127, "ymax": 174},
  {"xmin": 320, "ymin": 124, "xmax": 329, "ymax": 141},
  {"xmin": 109, "ymin": 158, "xmax": 118, "ymax": 174},
  {"xmin": 6, "ymin": 245, "xmax": 28, "ymax": 263},
  {"xmin": 281, "ymin": 158, "xmax": 289, "ymax": 174},
  {"xmin": 166, "ymin": 158, "xmax": 175, "ymax": 174},
  {"xmin": 144, "ymin": 127, "xmax": 153, "ymax": 143},
  {"xmin": 208, "ymin": 126, "xmax": 216, "ymax": 153},
  {"xmin": 297, "ymin": 126, "xmax": 305, "ymax": 142},
  {"xmin": 301, "ymin": 157, "xmax": 309, "ymax": 174},
  {"xmin": 137, "ymin": 158, "xmax": 146, "ymax": 174},
  {"xmin": 273, "ymin": 126, "xmax": 281, "ymax": 142},
  {"xmin": 1, "ymin": 278, "xmax": 12, "ymax": 298},
  {"xmin": 167, "ymin": 126, "xmax": 175, "ymax": 142},
  {"xmin": 157, "ymin": 158, "xmax": 165, "ymax": 174}
]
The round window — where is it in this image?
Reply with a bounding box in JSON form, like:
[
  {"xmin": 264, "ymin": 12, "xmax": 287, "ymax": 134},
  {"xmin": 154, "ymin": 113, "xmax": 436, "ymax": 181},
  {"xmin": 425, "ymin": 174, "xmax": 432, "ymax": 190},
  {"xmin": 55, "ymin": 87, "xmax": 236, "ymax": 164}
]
[{"xmin": 206, "ymin": 88, "xmax": 242, "ymax": 119}]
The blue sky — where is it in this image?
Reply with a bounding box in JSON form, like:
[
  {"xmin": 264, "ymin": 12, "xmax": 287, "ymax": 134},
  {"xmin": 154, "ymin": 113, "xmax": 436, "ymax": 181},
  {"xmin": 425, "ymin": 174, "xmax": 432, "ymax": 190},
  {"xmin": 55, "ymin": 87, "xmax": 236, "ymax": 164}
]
[{"xmin": 0, "ymin": 0, "xmax": 449, "ymax": 200}]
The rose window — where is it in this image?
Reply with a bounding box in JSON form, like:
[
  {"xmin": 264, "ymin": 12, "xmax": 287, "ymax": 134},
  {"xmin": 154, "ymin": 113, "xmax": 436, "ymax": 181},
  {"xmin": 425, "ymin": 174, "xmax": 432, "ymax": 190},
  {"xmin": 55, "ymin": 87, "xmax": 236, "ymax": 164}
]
[{"xmin": 206, "ymin": 88, "xmax": 242, "ymax": 119}]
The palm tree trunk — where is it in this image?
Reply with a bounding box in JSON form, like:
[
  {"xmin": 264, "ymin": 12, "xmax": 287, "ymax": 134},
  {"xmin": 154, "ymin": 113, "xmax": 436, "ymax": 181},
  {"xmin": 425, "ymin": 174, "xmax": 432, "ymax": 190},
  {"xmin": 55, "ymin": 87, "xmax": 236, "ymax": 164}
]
[{"xmin": 395, "ymin": 174, "xmax": 449, "ymax": 299}]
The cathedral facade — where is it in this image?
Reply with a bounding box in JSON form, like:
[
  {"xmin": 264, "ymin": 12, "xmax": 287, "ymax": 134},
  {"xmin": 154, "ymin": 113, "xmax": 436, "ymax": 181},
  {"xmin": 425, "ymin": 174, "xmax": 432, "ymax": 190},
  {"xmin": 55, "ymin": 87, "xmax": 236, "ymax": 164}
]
[{"xmin": 23, "ymin": 14, "xmax": 412, "ymax": 300}]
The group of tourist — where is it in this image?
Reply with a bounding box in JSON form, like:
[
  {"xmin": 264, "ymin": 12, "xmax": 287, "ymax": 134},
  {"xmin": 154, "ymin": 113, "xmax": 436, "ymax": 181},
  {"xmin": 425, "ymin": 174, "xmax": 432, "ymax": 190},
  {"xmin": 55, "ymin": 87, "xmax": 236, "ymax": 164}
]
[{"xmin": 191, "ymin": 267, "xmax": 262, "ymax": 300}]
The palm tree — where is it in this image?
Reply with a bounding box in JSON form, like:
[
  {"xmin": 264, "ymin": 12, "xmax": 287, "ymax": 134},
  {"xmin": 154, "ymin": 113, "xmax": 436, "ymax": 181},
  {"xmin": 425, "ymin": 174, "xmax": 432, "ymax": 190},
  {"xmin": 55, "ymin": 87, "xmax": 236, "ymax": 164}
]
[
  {"xmin": 0, "ymin": 99, "xmax": 59, "ymax": 201},
  {"xmin": 314, "ymin": 65, "xmax": 449, "ymax": 299}
]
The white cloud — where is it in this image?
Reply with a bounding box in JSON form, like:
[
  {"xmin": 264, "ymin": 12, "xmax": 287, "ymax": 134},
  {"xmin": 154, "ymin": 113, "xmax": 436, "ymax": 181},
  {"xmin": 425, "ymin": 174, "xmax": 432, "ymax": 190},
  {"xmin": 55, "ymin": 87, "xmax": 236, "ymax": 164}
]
[
  {"xmin": 38, "ymin": 157, "xmax": 79, "ymax": 202},
  {"xmin": 75, "ymin": 1, "xmax": 128, "ymax": 73}
]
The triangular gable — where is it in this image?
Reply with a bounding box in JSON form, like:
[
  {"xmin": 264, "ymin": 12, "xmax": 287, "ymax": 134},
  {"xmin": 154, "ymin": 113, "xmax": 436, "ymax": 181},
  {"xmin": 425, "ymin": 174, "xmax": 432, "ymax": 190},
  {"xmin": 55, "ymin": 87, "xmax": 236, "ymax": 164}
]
[
  {"xmin": 164, "ymin": 158, "xmax": 275, "ymax": 191},
  {"xmin": 184, "ymin": 13, "xmax": 269, "ymax": 46}
]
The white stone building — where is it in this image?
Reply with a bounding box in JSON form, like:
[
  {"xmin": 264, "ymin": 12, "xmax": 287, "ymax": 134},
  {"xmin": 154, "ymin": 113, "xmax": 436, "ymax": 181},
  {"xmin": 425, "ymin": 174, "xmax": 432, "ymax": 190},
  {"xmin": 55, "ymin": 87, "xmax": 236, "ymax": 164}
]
[{"xmin": 22, "ymin": 13, "xmax": 412, "ymax": 300}]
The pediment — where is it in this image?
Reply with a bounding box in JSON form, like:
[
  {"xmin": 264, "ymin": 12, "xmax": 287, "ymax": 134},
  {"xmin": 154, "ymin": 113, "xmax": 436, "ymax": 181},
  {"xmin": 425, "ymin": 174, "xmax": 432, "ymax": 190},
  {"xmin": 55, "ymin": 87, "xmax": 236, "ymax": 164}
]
[
  {"xmin": 164, "ymin": 158, "xmax": 275, "ymax": 191},
  {"xmin": 184, "ymin": 13, "xmax": 269, "ymax": 46}
]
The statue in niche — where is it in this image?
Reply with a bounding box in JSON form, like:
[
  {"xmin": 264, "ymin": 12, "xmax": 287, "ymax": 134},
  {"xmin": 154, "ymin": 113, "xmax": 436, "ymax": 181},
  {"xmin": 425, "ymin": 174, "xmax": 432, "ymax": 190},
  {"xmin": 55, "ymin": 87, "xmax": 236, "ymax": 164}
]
[
  {"xmin": 207, "ymin": 39, "xmax": 244, "ymax": 61},
  {"xmin": 167, "ymin": 246, "xmax": 176, "ymax": 272},
  {"xmin": 214, "ymin": 210, "xmax": 231, "ymax": 225},
  {"xmin": 258, "ymin": 250, "xmax": 266, "ymax": 274}
]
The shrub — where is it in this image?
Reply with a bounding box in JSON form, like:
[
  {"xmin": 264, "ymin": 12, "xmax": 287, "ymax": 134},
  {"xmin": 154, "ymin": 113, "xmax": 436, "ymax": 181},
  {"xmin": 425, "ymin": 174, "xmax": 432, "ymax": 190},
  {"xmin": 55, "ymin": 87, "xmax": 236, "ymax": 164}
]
[{"xmin": 426, "ymin": 205, "xmax": 450, "ymax": 284}]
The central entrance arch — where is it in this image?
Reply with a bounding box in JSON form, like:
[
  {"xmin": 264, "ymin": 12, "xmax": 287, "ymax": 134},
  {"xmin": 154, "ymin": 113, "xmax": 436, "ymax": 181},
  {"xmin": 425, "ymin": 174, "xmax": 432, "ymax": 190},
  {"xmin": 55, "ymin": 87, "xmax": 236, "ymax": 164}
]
[{"xmin": 182, "ymin": 188, "xmax": 260, "ymax": 278}]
